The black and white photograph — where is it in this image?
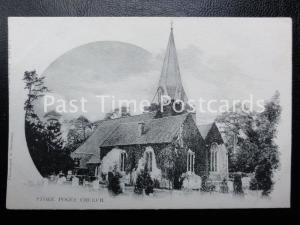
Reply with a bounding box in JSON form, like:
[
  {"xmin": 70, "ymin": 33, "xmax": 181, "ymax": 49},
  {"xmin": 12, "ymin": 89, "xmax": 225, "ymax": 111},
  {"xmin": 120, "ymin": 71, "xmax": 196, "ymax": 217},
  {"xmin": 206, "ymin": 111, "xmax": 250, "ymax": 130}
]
[{"xmin": 6, "ymin": 17, "xmax": 291, "ymax": 209}]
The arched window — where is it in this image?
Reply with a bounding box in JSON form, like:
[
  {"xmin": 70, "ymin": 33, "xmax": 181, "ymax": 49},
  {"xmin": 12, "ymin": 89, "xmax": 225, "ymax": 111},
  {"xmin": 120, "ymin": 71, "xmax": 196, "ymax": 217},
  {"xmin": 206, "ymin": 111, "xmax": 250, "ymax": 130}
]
[
  {"xmin": 120, "ymin": 152, "xmax": 126, "ymax": 172},
  {"xmin": 178, "ymin": 125, "xmax": 184, "ymax": 148},
  {"xmin": 145, "ymin": 150, "xmax": 153, "ymax": 172},
  {"xmin": 210, "ymin": 143, "xmax": 218, "ymax": 172},
  {"xmin": 187, "ymin": 149, "xmax": 195, "ymax": 173}
]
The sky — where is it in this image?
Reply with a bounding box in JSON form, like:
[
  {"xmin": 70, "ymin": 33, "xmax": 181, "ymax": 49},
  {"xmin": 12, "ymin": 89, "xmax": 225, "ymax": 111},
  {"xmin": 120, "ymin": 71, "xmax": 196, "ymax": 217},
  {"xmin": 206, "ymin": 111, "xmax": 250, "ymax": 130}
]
[{"xmin": 9, "ymin": 17, "xmax": 291, "ymax": 123}]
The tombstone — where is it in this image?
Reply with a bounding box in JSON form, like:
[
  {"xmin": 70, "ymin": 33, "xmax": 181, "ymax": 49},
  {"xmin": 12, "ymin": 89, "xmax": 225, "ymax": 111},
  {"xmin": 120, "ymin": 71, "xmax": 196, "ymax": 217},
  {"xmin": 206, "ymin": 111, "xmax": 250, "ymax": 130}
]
[
  {"xmin": 92, "ymin": 179, "xmax": 100, "ymax": 190},
  {"xmin": 66, "ymin": 170, "xmax": 73, "ymax": 182},
  {"xmin": 131, "ymin": 170, "xmax": 137, "ymax": 185},
  {"xmin": 182, "ymin": 177, "xmax": 189, "ymax": 191},
  {"xmin": 58, "ymin": 170, "xmax": 64, "ymax": 178},
  {"xmin": 233, "ymin": 174, "xmax": 244, "ymax": 195},
  {"xmin": 182, "ymin": 174, "xmax": 202, "ymax": 191},
  {"xmin": 227, "ymin": 181, "xmax": 234, "ymax": 192},
  {"xmin": 120, "ymin": 181, "xmax": 125, "ymax": 193},
  {"xmin": 49, "ymin": 174, "xmax": 55, "ymax": 182},
  {"xmin": 220, "ymin": 178, "xmax": 229, "ymax": 193},
  {"xmin": 83, "ymin": 178, "xmax": 89, "ymax": 187},
  {"xmin": 57, "ymin": 176, "xmax": 66, "ymax": 185},
  {"xmin": 242, "ymin": 176, "xmax": 251, "ymax": 191},
  {"xmin": 42, "ymin": 178, "xmax": 49, "ymax": 186},
  {"xmin": 72, "ymin": 176, "xmax": 79, "ymax": 187}
]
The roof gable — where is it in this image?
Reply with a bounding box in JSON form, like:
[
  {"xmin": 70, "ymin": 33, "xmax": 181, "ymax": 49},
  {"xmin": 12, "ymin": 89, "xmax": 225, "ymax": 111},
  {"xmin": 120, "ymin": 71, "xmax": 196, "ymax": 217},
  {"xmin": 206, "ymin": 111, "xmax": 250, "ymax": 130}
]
[
  {"xmin": 197, "ymin": 123, "xmax": 214, "ymax": 139},
  {"xmin": 198, "ymin": 122, "xmax": 225, "ymax": 145}
]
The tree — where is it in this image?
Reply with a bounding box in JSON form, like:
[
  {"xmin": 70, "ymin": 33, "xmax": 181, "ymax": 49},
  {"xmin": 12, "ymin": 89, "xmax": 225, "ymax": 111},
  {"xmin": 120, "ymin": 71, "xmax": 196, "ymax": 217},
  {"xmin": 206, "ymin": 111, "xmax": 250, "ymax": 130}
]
[
  {"xmin": 24, "ymin": 70, "xmax": 73, "ymax": 176},
  {"xmin": 144, "ymin": 103, "xmax": 159, "ymax": 113},
  {"xmin": 156, "ymin": 144, "xmax": 187, "ymax": 190},
  {"xmin": 216, "ymin": 92, "xmax": 281, "ymax": 195},
  {"xmin": 23, "ymin": 70, "xmax": 49, "ymax": 175},
  {"xmin": 216, "ymin": 103, "xmax": 255, "ymax": 172},
  {"xmin": 65, "ymin": 116, "xmax": 92, "ymax": 152},
  {"xmin": 23, "ymin": 70, "xmax": 49, "ymax": 118},
  {"xmin": 104, "ymin": 106, "xmax": 131, "ymax": 120},
  {"xmin": 248, "ymin": 92, "xmax": 281, "ymax": 195},
  {"xmin": 46, "ymin": 120, "xmax": 64, "ymax": 152},
  {"xmin": 25, "ymin": 117, "xmax": 49, "ymax": 175},
  {"xmin": 254, "ymin": 91, "xmax": 281, "ymax": 170},
  {"xmin": 27, "ymin": 117, "xmax": 73, "ymax": 176},
  {"xmin": 157, "ymin": 146, "xmax": 175, "ymax": 189},
  {"xmin": 74, "ymin": 116, "xmax": 91, "ymax": 139}
]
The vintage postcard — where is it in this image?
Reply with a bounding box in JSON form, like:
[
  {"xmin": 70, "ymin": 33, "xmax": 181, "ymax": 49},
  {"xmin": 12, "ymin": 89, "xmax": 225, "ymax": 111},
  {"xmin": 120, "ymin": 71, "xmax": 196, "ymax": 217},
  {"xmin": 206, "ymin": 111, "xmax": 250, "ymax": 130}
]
[{"xmin": 7, "ymin": 17, "xmax": 291, "ymax": 209}]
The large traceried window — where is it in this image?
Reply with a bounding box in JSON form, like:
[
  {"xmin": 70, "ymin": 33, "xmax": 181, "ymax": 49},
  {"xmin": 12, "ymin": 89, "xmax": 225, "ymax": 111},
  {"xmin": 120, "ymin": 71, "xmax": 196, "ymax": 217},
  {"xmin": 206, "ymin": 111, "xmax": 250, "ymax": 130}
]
[
  {"xmin": 187, "ymin": 149, "xmax": 195, "ymax": 173},
  {"xmin": 210, "ymin": 143, "xmax": 218, "ymax": 172},
  {"xmin": 145, "ymin": 150, "xmax": 153, "ymax": 172},
  {"xmin": 120, "ymin": 152, "xmax": 126, "ymax": 172}
]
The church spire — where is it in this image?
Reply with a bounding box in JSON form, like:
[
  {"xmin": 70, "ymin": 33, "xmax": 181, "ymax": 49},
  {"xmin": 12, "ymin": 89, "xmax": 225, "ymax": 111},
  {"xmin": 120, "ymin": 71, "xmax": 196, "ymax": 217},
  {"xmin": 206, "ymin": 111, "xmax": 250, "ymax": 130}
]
[{"xmin": 156, "ymin": 23, "xmax": 188, "ymax": 104}]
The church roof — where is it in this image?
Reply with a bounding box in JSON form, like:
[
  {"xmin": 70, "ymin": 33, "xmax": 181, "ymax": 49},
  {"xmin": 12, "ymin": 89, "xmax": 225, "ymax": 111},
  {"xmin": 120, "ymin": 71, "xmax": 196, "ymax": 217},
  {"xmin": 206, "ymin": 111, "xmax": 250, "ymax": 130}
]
[
  {"xmin": 102, "ymin": 113, "xmax": 188, "ymax": 147},
  {"xmin": 86, "ymin": 152, "xmax": 101, "ymax": 164},
  {"xmin": 72, "ymin": 113, "xmax": 189, "ymax": 158},
  {"xmin": 156, "ymin": 27, "xmax": 188, "ymax": 103},
  {"xmin": 72, "ymin": 112, "xmax": 155, "ymax": 156}
]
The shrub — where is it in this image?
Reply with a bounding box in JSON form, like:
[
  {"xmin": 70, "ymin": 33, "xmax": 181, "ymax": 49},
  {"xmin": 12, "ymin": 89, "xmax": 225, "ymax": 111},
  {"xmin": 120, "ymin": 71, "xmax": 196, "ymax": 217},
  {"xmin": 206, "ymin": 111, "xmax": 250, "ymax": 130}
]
[
  {"xmin": 144, "ymin": 171, "xmax": 154, "ymax": 195},
  {"xmin": 252, "ymin": 161, "xmax": 273, "ymax": 196},
  {"xmin": 153, "ymin": 179, "xmax": 160, "ymax": 189},
  {"xmin": 249, "ymin": 177, "xmax": 259, "ymax": 190},
  {"xmin": 200, "ymin": 176, "xmax": 215, "ymax": 192},
  {"xmin": 108, "ymin": 171, "xmax": 122, "ymax": 195},
  {"xmin": 134, "ymin": 169, "xmax": 154, "ymax": 195},
  {"xmin": 233, "ymin": 173, "xmax": 244, "ymax": 195},
  {"xmin": 220, "ymin": 178, "xmax": 229, "ymax": 193},
  {"xmin": 134, "ymin": 172, "xmax": 144, "ymax": 194}
]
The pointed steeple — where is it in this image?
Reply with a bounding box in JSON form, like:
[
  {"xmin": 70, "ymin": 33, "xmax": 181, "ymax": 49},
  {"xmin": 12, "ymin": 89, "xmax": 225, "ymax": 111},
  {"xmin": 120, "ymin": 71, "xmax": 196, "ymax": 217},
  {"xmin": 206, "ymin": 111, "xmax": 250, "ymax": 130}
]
[{"xmin": 156, "ymin": 24, "xmax": 188, "ymax": 103}]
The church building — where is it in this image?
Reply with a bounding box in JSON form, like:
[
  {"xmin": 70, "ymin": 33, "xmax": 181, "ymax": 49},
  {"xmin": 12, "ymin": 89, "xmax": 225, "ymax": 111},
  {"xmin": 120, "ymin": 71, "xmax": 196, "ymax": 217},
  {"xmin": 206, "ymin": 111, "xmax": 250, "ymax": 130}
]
[{"xmin": 72, "ymin": 26, "xmax": 228, "ymax": 189}]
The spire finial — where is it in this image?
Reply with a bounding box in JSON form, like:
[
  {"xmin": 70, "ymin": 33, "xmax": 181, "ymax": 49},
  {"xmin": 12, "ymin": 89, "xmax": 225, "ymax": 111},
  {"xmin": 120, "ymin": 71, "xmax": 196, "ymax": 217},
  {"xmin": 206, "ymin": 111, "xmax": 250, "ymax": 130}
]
[{"xmin": 170, "ymin": 20, "xmax": 173, "ymax": 31}]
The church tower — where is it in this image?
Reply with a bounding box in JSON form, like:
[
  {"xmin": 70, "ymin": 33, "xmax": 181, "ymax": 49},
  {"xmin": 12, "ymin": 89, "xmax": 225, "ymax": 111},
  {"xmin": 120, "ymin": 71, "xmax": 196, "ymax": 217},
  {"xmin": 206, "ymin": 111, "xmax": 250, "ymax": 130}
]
[
  {"xmin": 155, "ymin": 24, "xmax": 188, "ymax": 104},
  {"xmin": 153, "ymin": 23, "xmax": 189, "ymax": 116}
]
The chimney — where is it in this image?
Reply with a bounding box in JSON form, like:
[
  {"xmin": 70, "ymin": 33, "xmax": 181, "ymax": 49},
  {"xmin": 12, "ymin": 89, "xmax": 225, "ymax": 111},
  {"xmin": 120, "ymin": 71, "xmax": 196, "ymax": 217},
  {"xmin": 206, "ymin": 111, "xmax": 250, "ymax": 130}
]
[{"xmin": 138, "ymin": 122, "xmax": 145, "ymax": 136}]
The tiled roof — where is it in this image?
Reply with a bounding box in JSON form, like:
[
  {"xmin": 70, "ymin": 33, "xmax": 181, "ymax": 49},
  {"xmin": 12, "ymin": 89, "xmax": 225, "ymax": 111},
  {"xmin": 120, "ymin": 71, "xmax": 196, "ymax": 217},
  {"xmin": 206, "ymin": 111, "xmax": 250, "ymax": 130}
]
[
  {"xmin": 86, "ymin": 152, "xmax": 101, "ymax": 164},
  {"xmin": 101, "ymin": 113, "xmax": 188, "ymax": 147},
  {"xmin": 72, "ymin": 112, "xmax": 155, "ymax": 156}
]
